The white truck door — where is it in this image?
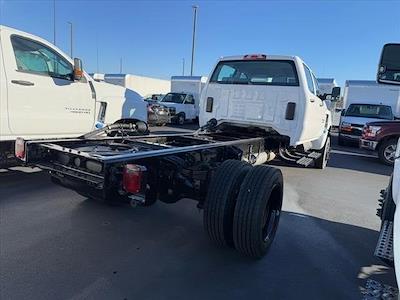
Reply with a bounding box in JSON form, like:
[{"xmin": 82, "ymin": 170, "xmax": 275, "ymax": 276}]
[
  {"xmin": 3, "ymin": 34, "xmax": 95, "ymax": 137},
  {"xmin": 303, "ymin": 65, "xmax": 326, "ymax": 140},
  {"xmin": 184, "ymin": 94, "xmax": 196, "ymax": 119}
]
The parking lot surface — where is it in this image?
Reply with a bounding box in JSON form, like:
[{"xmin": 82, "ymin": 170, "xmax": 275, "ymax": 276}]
[{"xmin": 0, "ymin": 125, "xmax": 396, "ymax": 300}]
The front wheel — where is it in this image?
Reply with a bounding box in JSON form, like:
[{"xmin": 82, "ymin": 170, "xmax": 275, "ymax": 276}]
[
  {"xmin": 177, "ymin": 113, "xmax": 185, "ymax": 125},
  {"xmin": 315, "ymin": 136, "xmax": 331, "ymax": 169},
  {"xmin": 378, "ymin": 139, "xmax": 397, "ymax": 165}
]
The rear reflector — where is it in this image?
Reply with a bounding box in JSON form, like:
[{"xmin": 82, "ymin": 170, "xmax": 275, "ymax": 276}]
[
  {"xmin": 15, "ymin": 137, "xmax": 26, "ymax": 160},
  {"xmin": 123, "ymin": 164, "xmax": 146, "ymax": 194},
  {"xmin": 243, "ymin": 54, "xmax": 266, "ymax": 60}
]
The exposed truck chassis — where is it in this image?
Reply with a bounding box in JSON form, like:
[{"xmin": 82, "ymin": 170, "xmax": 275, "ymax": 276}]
[{"xmin": 18, "ymin": 121, "xmax": 320, "ymax": 258}]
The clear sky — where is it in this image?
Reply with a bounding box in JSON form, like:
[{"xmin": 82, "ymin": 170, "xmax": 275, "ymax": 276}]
[{"xmin": 1, "ymin": 0, "xmax": 399, "ymax": 86}]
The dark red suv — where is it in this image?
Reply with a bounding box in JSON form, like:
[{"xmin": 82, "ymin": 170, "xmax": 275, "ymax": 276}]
[{"xmin": 360, "ymin": 121, "xmax": 400, "ymax": 165}]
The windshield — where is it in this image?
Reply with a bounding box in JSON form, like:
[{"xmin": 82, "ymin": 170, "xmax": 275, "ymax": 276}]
[
  {"xmin": 210, "ymin": 60, "xmax": 299, "ymax": 86},
  {"xmin": 161, "ymin": 93, "xmax": 187, "ymax": 104},
  {"xmin": 345, "ymin": 104, "xmax": 393, "ymax": 120}
]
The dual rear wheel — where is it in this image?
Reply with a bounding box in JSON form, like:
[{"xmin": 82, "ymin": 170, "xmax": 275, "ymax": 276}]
[{"xmin": 204, "ymin": 160, "xmax": 283, "ymax": 258}]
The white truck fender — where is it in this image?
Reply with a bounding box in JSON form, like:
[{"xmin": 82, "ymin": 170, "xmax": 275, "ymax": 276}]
[
  {"xmin": 310, "ymin": 112, "xmax": 332, "ymax": 151},
  {"xmin": 92, "ymin": 81, "xmax": 147, "ymax": 124}
]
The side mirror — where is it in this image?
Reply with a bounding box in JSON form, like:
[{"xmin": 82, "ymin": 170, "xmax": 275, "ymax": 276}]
[
  {"xmin": 73, "ymin": 58, "xmax": 83, "ymax": 81},
  {"xmin": 341, "ymin": 109, "xmax": 346, "ymax": 116},
  {"xmin": 331, "ymin": 87, "xmax": 341, "ymax": 99},
  {"xmin": 377, "ymin": 43, "xmax": 400, "ymax": 85}
]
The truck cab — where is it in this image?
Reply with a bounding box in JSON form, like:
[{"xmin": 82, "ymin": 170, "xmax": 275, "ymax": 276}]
[
  {"xmin": 199, "ymin": 54, "xmax": 338, "ymax": 152},
  {"xmin": 0, "ymin": 25, "xmax": 147, "ymax": 166}
]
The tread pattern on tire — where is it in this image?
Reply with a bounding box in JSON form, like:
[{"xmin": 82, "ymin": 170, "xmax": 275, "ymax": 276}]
[
  {"xmin": 204, "ymin": 160, "xmax": 251, "ymax": 247},
  {"xmin": 233, "ymin": 165, "xmax": 283, "ymax": 258}
]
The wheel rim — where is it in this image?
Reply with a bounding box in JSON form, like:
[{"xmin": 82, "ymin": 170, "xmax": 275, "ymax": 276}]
[
  {"xmin": 178, "ymin": 116, "xmax": 184, "ymax": 125},
  {"xmin": 384, "ymin": 144, "xmax": 397, "ymax": 163},
  {"xmin": 262, "ymin": 184, "xmax": 282, "ymax": 243}
]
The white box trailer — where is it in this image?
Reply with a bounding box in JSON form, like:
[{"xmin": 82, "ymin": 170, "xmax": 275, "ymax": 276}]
[
  {"xmin": 343, "ymin": 80, "xmax": 400, "ymax": 117},
  {"xmin": 171, "ymin": 76, "xmax": 208, "ymax": 104},
  {"xmin": 102, "ymin": 74, "xmax": 171, "ymax": 98}
]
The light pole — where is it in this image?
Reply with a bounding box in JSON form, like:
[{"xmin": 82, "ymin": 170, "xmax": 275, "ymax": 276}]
[
  {"xmin": 53, "ymin": 0, "xmax": 56, "ymax": 45},
  {"xmin": 182, "ymin": 58, "xmax": 185, "ymax": 76},
  {"xmin": 190, "ymin": 5, "xmax": 198, "ymax": 76},
  {"xmin": 67, "ymin": 22, "xmax": 73, "ymax": 58}
]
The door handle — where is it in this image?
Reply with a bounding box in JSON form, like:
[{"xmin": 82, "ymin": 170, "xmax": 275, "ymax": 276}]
[
  {"xmin": 11, "ymin": 80, "xmax": 34, "ymax": 86},
  {"xmin": 310, "ymin": 98, "xmax": 315, "ymax": 103}
]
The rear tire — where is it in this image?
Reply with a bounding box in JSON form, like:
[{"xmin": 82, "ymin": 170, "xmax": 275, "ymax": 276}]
[
  {"xmin": 204, "ymin": 160, "xmax": 252, "ymax": 247},
  {"xmin": 233, "ymin": 165, "xmax": 283, "ymax": 258},
  {"xmin": 315, "ymin": 136, "xmax": 330, "ymax": 169},
  {"xmin": 338, "ymin": 135, "xmax": 346, "ymax": 146},
  {"xmin": 378, "ymin": 139, "xmax": 397, "ymax": 165}
]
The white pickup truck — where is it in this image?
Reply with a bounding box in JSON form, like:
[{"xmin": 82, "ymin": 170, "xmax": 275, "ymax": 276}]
[
  {"xmin": 373, "ymin": 43, "xmax": 400, "ymax": 295},
  {"xmin": 0, "ymin": 25, "xmax": 147, "ymax": 166},
  {"xmin": 199, "ymin": 54, "xmax": 340, "ymax": 168}
]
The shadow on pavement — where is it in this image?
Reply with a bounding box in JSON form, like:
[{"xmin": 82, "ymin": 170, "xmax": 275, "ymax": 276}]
[
  {"xmin": 270, "ymin": 152, "xmax": 391, "ymax": 176},
  {"xmin": 328, "ymin": 153, "xmax": 392, "ymax": 176},
  {"xmin": 1, "ymin": 196, "xmax": 396, "ymax": 300}
]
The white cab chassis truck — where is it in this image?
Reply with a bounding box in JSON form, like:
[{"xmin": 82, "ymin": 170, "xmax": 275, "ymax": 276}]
[
  {"xmin": 17, "ymin": 54, "xmax": 337, "ymax": 259},
  {"xmin": 0, "ymin": 25, "xmax": 147, "ymax": 166},
  {"xmin": 373, "ymin": 43, "xmax": 400, "ymax": 297},
  {"xmin": 200, "ymin": 54, "xmax": 340, "ymax": 168}
]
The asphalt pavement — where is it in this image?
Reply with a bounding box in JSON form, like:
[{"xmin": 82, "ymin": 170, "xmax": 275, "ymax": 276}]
[{"xmin": 0, "ymin": 125, "xmax": 395, "ymax": 300}]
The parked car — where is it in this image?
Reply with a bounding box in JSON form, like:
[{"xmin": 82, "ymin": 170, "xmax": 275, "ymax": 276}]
[
  {"xmin": 0, "ymin": 25, "xmax": 147, "ymax": 166},
  {"xmin": 360, "ymin": 121, "xmax": 400, "ymax": 165},
  {"xmin": 147, "ymin": 102, "xmax": 170, "ymax": 126},
  {"xmin": 339, "ymin": 103, "xmax": 395, "ymax": 145},
  {"xmin": 159, "ymin": 76, "xmax": 207, "ymax": 125},
  {"xmin": 144, "ymin": 94, "xmax": 165, "ymax": 103},
  {"xmin": 338, "ymin": 79, "xmax": 400, "ymax": 146},
  {"xmin": 160, "ymin": 92, "xmax": 197, "ymax": 125}
]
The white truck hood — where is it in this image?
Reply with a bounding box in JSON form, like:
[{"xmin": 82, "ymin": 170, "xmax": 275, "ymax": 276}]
[
  {"xmin": 341, "ymin": 116, "xmax": 390, "ymax": 126},
  {"xmin": 92, "ymin": 80, "xmax": 147, "ymax": 124}
]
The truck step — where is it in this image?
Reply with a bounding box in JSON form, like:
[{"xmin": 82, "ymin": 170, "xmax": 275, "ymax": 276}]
[
  {"xmin": 307, "ymin": 151, "xmax": 322, "ymax": 159},
  {"xmin": 295, "ymin": 152, "xmax": 322, "ymax": 167},
  {"xmin": 296, "ymin": 156, "xmax": 314, "ymax": 167},
  {"xmin": 374, "ymin": 220, "xmax": 394, "ymax": 262},
  {"xmin": 362, "ymin": 279, "xmax": 398, "ymax": 299}
]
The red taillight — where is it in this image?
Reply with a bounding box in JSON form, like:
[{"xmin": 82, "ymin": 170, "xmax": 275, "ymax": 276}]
[
  {"xmin": 243, "ymin": 54, "xmax": 267, "ymax": 60},
  {"xmin": 15, "ymin": 138, "xmax": 26, "ymax": 160},
  {"xmin": 123, "ymin": 164, "xmax": 146, "ymax": 194}
]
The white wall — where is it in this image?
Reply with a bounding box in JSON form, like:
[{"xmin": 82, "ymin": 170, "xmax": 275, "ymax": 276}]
[{"xmin": 101, "ymin": 74, "xmax": 170, "ymax": 97}]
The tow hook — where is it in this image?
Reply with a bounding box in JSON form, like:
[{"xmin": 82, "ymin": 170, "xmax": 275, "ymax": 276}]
[{"xmin": 129, "ymin": 195, "xmax": 145, "ymax": 208}]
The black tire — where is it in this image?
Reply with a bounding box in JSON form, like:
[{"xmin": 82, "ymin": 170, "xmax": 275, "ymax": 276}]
[
  {"xmin": 203, "ymin": 160, "xmax": 252, "ymax": 247},
  {"xmin": 381, "ymin": 175, "xmax": 395, "ymax": 222},
  {"xmin": 315, "ymin": 136, "xmax": 331, "ymax": 169},
  {"xmin": 177, "ymin": 113, "xmax": 185, "ymax": 125},
  {"xmin": 338, "ymin": 135, "xmax": 346, "ymax": 146},
  {"xmin": 378, "ymin": 139, "xmax": 397, "ymax": 166},
  {"xmin": 233, "ymin": 165, "xmax": 283, "ymax": 258}
]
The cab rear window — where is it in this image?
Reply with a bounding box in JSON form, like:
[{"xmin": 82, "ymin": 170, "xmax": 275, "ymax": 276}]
[{"xmin": 210, "ymin": 60, "xmax": 299, "ymax": 86}]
